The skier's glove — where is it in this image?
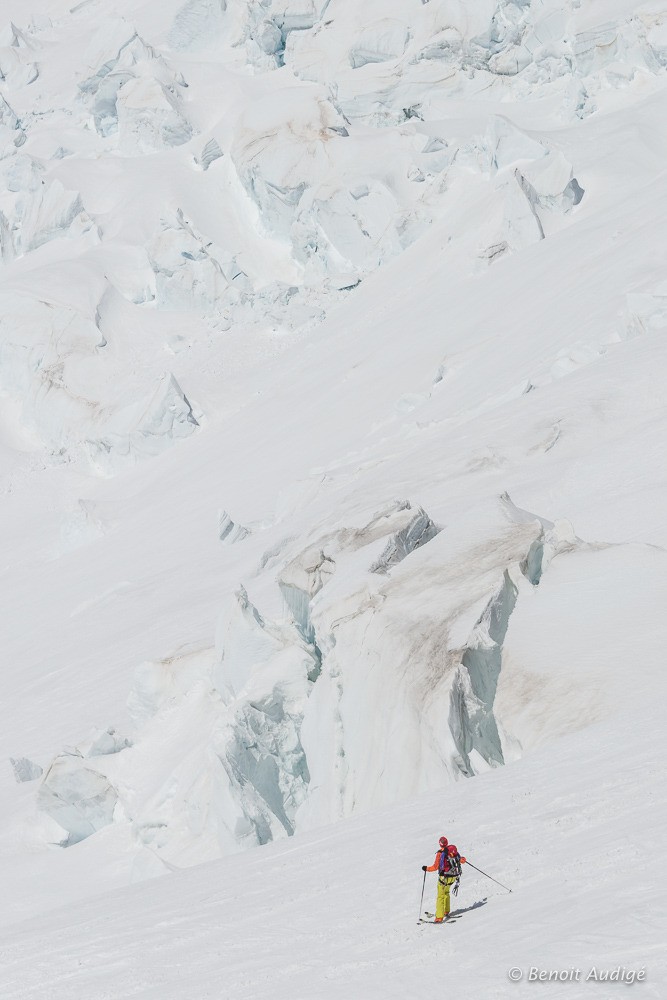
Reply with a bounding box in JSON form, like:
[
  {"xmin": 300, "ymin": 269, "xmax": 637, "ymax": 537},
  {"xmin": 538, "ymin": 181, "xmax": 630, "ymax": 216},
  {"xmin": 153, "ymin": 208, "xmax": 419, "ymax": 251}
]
[
  {"xmin": 422, "ymin": 866, "xmax": 428, "ymax": 871},
  {"xmin": 453, "ymin": 879, "xmax": 460, "ymax": 896}
]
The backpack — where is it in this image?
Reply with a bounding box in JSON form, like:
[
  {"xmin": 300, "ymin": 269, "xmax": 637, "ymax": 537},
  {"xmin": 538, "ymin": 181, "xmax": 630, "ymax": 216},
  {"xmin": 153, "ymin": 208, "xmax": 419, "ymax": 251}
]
[{"xmin": 439, "ymin": 847, "xmax": 462, "ymax": 878}]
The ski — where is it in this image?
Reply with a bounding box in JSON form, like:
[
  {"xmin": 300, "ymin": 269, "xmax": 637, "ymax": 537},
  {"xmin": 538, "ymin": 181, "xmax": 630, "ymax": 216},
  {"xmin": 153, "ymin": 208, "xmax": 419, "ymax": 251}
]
[{"xmin": 419, "ymin": 914, "xmax": 458, "ymax": 924}]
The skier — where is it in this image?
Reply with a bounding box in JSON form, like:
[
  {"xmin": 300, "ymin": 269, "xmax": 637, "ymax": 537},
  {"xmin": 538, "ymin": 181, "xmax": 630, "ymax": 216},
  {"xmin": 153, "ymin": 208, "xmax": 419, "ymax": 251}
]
[{"xmin": 422, "ymin": 836, "xmax": 466, "ymax": 922}]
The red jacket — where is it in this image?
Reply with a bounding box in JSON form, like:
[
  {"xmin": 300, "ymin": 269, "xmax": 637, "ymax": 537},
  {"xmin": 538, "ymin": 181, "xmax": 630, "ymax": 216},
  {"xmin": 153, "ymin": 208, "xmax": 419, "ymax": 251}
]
[{"xmin": 425, "ymin": 849, "xmax": 466, "ymax": 873}]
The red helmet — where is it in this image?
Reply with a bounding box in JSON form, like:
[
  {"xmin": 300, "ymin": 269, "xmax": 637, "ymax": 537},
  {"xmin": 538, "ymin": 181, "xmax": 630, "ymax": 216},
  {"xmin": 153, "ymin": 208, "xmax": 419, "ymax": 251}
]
[
  {"xmin": 448, "ymin": 845, "xmax": 458, "ymax": 856},
  {"xmin": 439, "ymin": 836, "xmax": 448, "ymax": 849}
]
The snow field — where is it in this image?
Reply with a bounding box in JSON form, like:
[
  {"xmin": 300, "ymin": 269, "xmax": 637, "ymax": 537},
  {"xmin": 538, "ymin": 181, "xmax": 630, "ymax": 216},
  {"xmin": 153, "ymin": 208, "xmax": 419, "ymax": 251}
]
[
  {"xmin": 1, "ymin": 0, "xmax": 667, "ymax": 994},
  {"xmin": 1, "ymin": 703, "xmax": 664, "ymax": 998}
]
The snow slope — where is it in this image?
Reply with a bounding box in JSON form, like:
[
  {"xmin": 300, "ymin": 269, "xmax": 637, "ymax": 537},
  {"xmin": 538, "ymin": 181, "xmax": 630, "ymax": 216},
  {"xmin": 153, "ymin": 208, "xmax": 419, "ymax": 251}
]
[
  {"xmin": 1, "ymin": 699, "xmax": 664, "ymax": 998},
  {"xmin": 0, "ymin": 0, "xmax": 667, "ymax": 994}
]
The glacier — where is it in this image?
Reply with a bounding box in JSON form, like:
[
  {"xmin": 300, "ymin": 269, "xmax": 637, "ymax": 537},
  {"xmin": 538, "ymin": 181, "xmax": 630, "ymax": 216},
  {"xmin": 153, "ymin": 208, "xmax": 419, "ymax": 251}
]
[{"xmin": 0, "ymin": 0, "xmax": 666, "ymax": 996}]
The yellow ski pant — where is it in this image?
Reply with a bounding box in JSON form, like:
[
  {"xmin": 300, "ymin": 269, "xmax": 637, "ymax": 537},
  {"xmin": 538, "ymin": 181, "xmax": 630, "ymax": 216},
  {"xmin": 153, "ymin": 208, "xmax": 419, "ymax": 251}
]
[{"xmin": 436, "ymin": 876, "xmax": 457, "ymax": 919}]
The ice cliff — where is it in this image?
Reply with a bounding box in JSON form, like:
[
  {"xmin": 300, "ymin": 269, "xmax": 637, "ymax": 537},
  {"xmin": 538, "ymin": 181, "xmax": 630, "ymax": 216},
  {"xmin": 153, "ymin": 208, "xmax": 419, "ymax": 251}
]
[{"xmin": 35, "ymin": 495, "xmax": 599, "ymax": 864}]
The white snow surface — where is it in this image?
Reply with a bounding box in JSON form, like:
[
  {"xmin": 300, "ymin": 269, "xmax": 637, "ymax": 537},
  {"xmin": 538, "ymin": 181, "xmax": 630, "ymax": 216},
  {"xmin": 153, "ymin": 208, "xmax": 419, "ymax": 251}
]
[{"xmin": 0, "ymin": 0, "xmax": 666, "ymax": 994}]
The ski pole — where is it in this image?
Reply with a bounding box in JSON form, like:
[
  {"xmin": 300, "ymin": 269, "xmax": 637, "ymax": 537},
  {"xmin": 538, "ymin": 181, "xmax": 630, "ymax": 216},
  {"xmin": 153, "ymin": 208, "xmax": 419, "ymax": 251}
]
[
  {"xmin": 465, "ymin": 860, "xmax": 512, "ymax": 893},
  {"xmin": 417, "ymin": 870, "xmax": 427, "ymax": 922}
]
